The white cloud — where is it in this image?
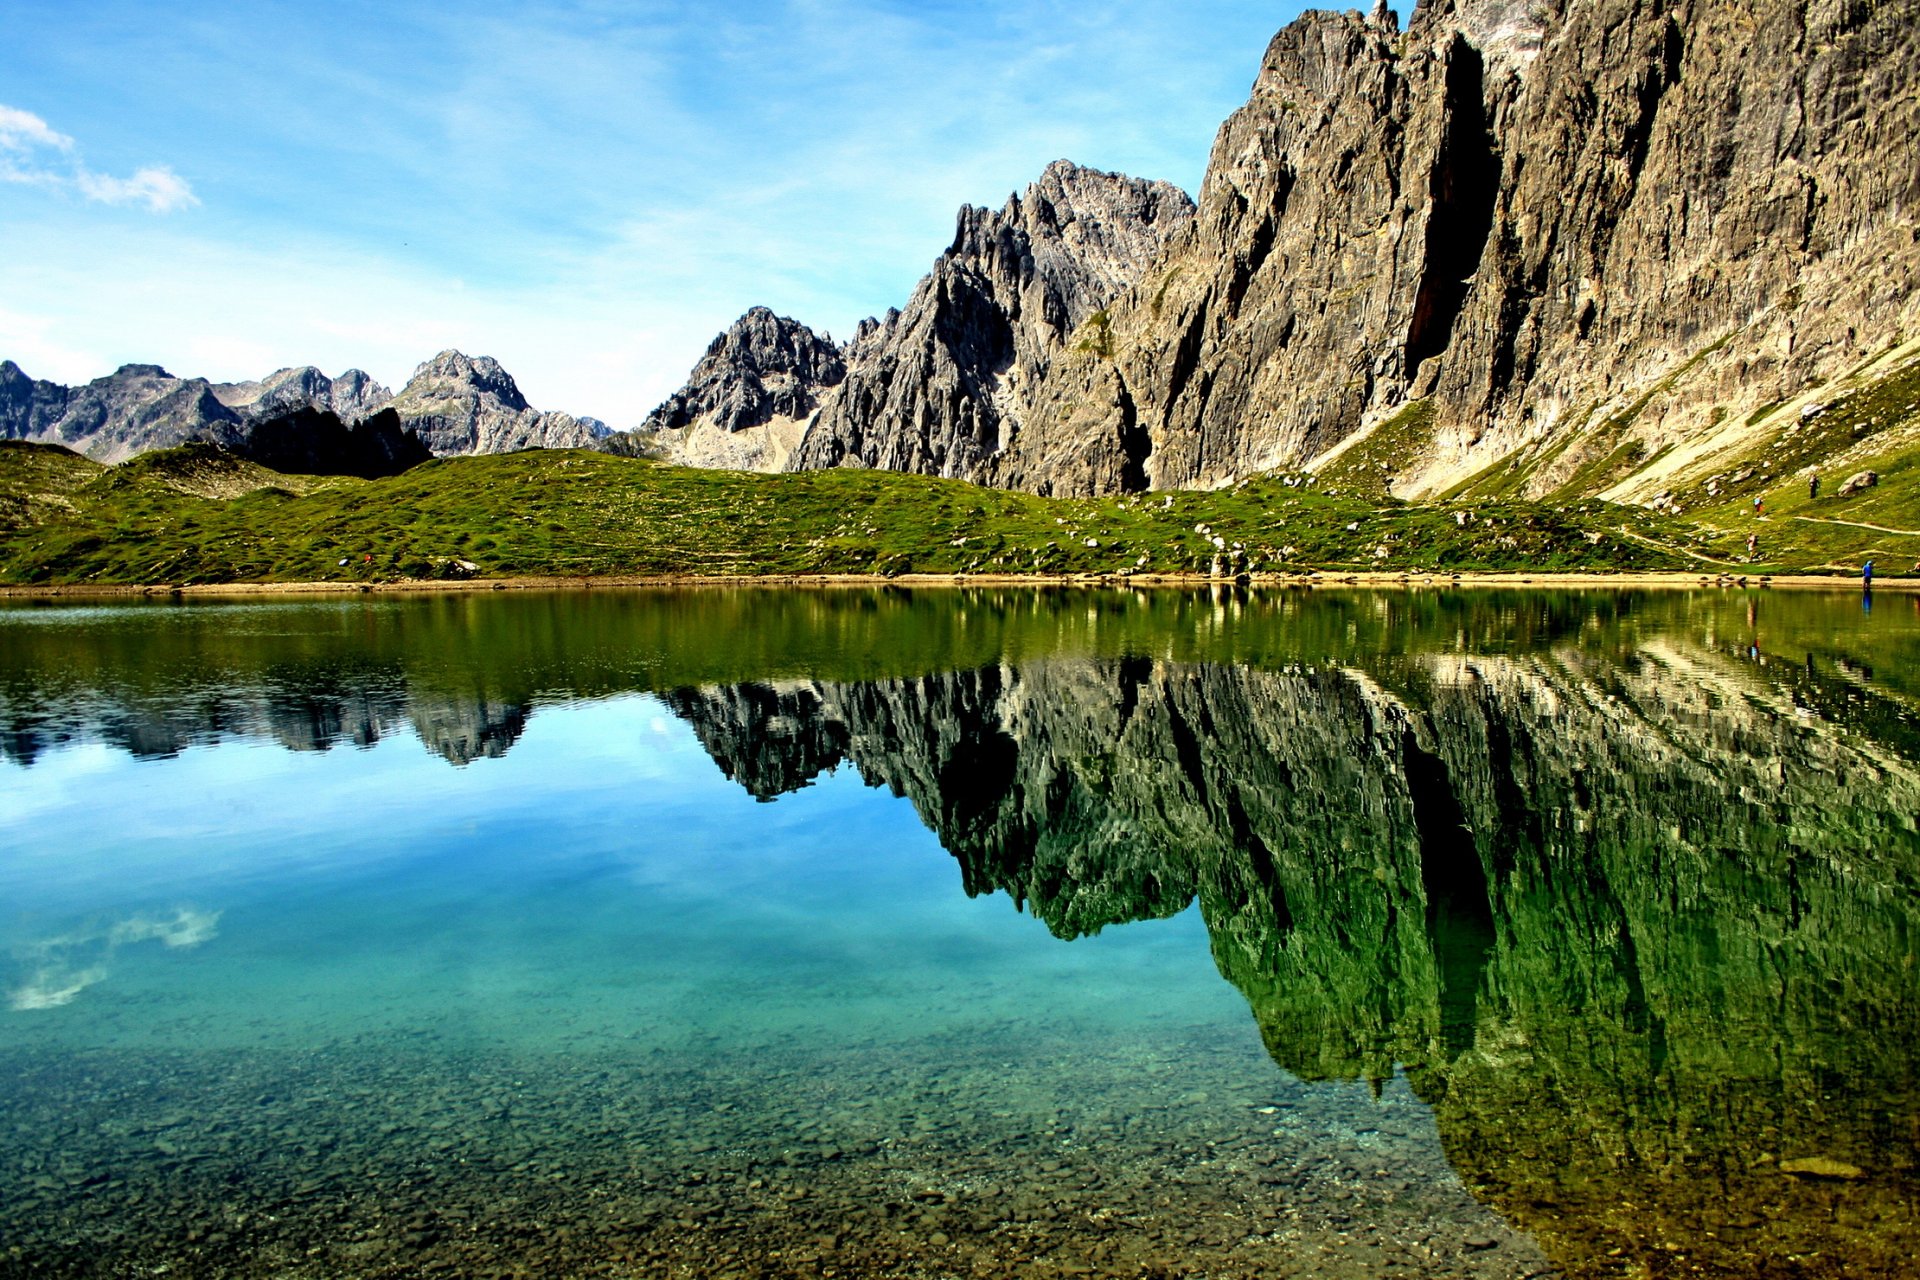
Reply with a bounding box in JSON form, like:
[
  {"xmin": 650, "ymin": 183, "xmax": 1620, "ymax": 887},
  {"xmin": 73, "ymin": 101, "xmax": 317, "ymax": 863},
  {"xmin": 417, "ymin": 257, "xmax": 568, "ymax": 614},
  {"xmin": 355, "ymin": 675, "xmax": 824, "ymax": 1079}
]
[
  {"xmin": 0, "ymin": 104, "xmax": 74, "ymax": 153},
  {"xmin": 0, "ymin": 102, "xmax": 195, "ymax": 214},
  {"xmin": 74, "ymin": 164, "xmax": 198, "ymax": 213}
]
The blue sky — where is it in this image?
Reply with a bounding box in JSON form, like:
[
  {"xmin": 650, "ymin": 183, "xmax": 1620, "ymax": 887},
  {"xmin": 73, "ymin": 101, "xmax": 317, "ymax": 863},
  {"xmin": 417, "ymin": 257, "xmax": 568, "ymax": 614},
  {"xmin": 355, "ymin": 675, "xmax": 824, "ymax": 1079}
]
[{"xmin": 1, "ymin": 0, "xmax": 1309, "ymax": 425}]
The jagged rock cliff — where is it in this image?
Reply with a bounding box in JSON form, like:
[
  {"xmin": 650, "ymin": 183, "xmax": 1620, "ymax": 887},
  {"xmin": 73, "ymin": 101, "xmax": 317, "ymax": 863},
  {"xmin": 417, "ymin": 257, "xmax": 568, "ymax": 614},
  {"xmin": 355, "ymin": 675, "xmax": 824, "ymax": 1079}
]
[
  {"xmin": 386, "ymin": 350, "xmax": 609, "ymax": 455},
  {"xmin": 737, "ymin": 0, "xmax": 1917, "ymax": 499},
  {"xmin": 611, "ymin": 308, "xmax": 846, "ymax": 472},
  {"xmin": 786, "ymin": 161, "xmax": 1195, "ymax": 493},
  {"xmin": 239, "ymin": 406, "xmax": 432, "ymax": 479},
  {"xmin": 1015, "ymin": 0, "xmax": 1920, "ymax": 497}
]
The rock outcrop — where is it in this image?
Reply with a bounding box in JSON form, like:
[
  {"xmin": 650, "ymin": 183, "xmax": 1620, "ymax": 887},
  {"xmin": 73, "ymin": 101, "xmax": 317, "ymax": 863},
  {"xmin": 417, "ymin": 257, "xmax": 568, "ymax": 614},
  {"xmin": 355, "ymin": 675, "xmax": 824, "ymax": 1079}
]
[
  {"xmin": 611, "ymin": 308, "xmax": 846, "ymax": 471},
  {"xmin": 386, "ymin": 351, "xmax": 609, "ymax": 455},
  {"xmin": 715, "ymin": 0, "xmax": 1915, "ymax": 499},
  {"xmin": 239, "ymin": 406, "xmax": 432, "ymax": 479},
  {"xmin": 786, "ymin": 160, "xmax": 1195, "ymax": 493}
]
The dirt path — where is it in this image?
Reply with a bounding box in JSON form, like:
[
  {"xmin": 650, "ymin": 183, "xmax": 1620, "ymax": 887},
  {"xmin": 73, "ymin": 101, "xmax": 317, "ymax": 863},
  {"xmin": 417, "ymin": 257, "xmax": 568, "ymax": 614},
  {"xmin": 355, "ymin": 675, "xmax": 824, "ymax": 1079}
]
[{"xmin": 1792, "ymin": 515, "xmax": 1920, "ymax": 536}]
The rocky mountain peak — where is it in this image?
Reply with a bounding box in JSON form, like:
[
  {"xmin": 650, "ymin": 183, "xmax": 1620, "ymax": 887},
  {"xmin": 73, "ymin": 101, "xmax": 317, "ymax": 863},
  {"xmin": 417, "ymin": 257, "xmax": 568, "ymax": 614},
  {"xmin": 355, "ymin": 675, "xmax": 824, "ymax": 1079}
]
[
  {"xmin": 783, "ymin": 159, "xmax": 1195, "ymax": 491},
  {"xmin": 213, "ymin": 366, "xmax": 395, "ymax": 424},
  {"xmin": 389, "ymin": 350, "xmax": 601, "ymax": 456},
  {"xmin": 612, "ymin": 309, "xmax": 847, "ymax": 471},
  {"xmin": 404, "ymin": 350, "xmax": 531, "ymax": 413}
]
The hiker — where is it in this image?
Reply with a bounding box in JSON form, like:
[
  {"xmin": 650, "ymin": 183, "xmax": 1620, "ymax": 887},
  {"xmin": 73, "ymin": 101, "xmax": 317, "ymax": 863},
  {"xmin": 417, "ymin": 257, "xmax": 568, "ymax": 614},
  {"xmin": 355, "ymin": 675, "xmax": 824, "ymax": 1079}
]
[
  {"xmin": 1810, "ymin": 472, "xmax": 1820, "ymax": 500},
  {"xmin": 1753, "ymin": 495, "xmax": 1764, "ymax": 517},
  {"xmin": 1746, "ymin": 532, "xmax": 1758, "ymax": 561},
  {"xmin": 1864, "ymin": 559, "xmax": 1874, "ymax": 587}
]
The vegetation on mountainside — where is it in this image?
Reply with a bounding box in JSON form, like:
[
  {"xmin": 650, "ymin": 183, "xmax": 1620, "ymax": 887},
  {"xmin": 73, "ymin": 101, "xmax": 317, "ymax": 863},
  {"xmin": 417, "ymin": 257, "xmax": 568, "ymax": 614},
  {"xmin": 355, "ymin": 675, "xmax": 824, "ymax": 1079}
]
[{"xmin": 1, "ymin": 440, "xmax": 1702, "ymax": 587}]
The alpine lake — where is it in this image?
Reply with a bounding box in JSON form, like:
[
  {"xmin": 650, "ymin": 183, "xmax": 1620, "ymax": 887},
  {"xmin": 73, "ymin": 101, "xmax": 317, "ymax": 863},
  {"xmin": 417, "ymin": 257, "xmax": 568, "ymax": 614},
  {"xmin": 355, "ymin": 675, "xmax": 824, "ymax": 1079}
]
[{"xmin": 2, "ymin": 584, "xmax": 1917, "ymax": 1280}]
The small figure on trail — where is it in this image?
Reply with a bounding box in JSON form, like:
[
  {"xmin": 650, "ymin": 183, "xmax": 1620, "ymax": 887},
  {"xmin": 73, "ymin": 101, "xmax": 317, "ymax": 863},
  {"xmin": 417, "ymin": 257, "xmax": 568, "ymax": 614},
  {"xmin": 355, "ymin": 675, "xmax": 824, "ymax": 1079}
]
[
  {"xmin": 1753, "ymin": 495, "xmax": 1764, "ymax": 517},
  {"xmin": 1746, "ymin": 532, "xmax": 1758, "ymax": 561},
  {"xmin": 1864, "ymin": 559, "xmax": 1874, "ymax": 587},
  {"xmin": 1810, "ymin": 471, "xmax": 1820, "ymax": 500}
]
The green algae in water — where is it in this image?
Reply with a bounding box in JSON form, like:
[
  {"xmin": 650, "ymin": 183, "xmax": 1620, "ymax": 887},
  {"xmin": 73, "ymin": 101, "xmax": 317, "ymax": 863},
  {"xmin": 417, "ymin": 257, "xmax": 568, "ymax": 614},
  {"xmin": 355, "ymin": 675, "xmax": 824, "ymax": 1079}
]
[{"xmin": 2, "ymin": 586, "xmax": 1918, "ymax": 1278}]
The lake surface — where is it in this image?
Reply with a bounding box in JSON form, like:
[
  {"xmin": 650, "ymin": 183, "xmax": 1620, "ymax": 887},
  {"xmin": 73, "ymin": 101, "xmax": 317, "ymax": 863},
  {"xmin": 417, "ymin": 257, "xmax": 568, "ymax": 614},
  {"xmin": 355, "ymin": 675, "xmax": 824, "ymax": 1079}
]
[{"xmin": 2, "ymin": 585, "xmax": 1917, "ymax": 1279}]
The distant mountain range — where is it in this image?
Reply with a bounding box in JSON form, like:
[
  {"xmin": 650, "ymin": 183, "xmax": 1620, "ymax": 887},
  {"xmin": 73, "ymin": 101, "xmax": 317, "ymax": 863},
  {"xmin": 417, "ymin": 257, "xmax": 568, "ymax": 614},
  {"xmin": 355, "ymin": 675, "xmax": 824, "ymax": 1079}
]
[{"xmin": 0, "ymin": 351, "xmax": 610, "ymax": 468}]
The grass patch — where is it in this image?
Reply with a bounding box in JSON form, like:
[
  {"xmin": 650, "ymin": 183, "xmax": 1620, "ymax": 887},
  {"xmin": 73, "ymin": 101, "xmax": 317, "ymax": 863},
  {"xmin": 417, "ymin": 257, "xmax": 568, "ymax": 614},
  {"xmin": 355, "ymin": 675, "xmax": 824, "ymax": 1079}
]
[
  {"xmin": 1315, "ymin": 400, "xmax": 1439, "ymax": 499},
  {"xmin": 0, "ymin": 440, "xmax": 1703, "ymax": 586},
  {"xmin": 1074, "ymin": 309, "xmax": 1114, "ymax": 360}
]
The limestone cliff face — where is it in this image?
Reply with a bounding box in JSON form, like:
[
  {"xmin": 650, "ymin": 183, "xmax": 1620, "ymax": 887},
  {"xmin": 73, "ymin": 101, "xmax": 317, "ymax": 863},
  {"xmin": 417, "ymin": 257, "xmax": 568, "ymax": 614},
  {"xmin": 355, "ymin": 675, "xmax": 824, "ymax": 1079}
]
[
  {"xmin": 614, "ymin": 308, "xmax": 846, "ymax": 472},
  {"xmin": 387, "ymin": 351, "xmax": 608, "ymax": 456},
  {"xmin": 786, "ymin": 161, "xmax": 1195, "ymax": 494},
  {"xmin": 1017, "ymin": 0, "xmax": 1920, "ymax": 496}
]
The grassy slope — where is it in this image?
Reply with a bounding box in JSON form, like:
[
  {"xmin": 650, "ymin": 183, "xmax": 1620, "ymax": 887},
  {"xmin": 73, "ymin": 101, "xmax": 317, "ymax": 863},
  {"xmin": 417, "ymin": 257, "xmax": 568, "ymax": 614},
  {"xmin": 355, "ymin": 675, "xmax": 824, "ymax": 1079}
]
[
  {"xmin": 1659, "ymin": 357, "xmax": 1920, "ymax": 572},
  {"xmin": 0, "ymin": 441, "xmax": 1704, "ymax": 587}
]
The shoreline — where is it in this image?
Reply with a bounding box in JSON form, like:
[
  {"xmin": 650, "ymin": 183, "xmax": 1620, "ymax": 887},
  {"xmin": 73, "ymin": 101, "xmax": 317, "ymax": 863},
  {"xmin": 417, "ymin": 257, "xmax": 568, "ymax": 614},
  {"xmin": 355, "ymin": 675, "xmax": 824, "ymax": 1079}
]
[{"xmin": 0, "ymin": 568, "xmax": 1906, "ymax": 599}]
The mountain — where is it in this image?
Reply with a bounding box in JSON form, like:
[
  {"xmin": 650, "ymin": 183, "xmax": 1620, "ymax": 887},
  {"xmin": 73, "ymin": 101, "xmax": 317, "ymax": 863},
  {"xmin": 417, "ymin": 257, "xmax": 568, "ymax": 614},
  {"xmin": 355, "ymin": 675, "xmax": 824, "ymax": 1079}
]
[
  {"xmin": 608, "ymin": 307, "xmax": 845, "ymax": 471},
  {"xmin": 212, "ymin": 366, "xmax": 393, "ymax": 424},
  {"xmin": 788, "ymin": 160, "xmax": 1196, "ymax": 493},
  {"xmin": 0, "ymin": 362, "xmax": 247, "ymax": 463},
  {"xmin": 662, "ymin": 0, "xmax": 1910, "ymax": 501},
  {"xmin": 238, "ymin": 406, "xmax": 432, "ymax": 479},
  {"xmin": 387, "ymin": 350, "xmax": 610, "ymax": 455},
  {"xmin": 0, "ymin": 351, "xmax": 608, "ymax": 466},
  {"xmin": 1009, "ymin": 0, "xmax": 1920, "ymax": 499}
]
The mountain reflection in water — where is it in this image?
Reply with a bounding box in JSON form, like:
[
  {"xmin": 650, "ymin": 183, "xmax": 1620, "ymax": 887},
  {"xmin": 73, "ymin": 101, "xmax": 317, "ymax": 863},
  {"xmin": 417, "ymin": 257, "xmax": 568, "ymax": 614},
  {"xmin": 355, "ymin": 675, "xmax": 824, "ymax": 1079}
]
[{"xmin": 3, "ymin": 586, "xmax": 1918, "ymax": 1277}]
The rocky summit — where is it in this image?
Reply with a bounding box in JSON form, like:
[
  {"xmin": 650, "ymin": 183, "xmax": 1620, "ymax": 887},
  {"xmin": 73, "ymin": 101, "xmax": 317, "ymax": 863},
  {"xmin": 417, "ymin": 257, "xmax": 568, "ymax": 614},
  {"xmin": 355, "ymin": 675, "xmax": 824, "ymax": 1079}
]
[
  {"xmin": 700, "ymin": 0, "xmax": 1915, "ymax": 499},
  {"xmin": 1027, "ymin": 0, "xmax": 1920, "ymax": 499},
  {"xmin": 0, "ymin": 362, "xmax": 248, "ymax": 464},
  {"xmin": 611, "ymin": 307, "xmax": 846, "ymax": 472},
  {"xmin": 386, "ymin": 351, "xmax": 609, "ymax": 456}
]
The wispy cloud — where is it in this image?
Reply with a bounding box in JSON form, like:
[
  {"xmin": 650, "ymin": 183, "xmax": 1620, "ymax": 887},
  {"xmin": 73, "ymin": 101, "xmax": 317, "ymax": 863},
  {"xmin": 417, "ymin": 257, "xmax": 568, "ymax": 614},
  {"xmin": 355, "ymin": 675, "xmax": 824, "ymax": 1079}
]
[{"xmin": 0, "ymin": 103, "xmax": 197, "ymax": 213}]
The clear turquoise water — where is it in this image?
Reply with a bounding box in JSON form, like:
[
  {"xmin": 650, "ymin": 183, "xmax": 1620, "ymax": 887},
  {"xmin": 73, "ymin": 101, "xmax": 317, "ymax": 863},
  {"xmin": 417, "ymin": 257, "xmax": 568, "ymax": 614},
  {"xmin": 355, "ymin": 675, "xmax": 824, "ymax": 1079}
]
[
  {"xmin": 3, "ymin": 586, "xmax": 1918, "ymax": 1279},
  {"xmin": 2, "ymin": 694, "xmax": 1242, "ymax": 1054}
]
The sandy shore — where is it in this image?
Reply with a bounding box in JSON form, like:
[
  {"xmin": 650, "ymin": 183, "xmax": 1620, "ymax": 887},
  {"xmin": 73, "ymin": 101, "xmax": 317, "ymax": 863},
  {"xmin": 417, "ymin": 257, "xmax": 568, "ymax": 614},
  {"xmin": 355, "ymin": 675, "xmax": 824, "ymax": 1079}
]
[{"xmin": 0, "ymin": 568, "xmax": 1905, "ymax": 599}]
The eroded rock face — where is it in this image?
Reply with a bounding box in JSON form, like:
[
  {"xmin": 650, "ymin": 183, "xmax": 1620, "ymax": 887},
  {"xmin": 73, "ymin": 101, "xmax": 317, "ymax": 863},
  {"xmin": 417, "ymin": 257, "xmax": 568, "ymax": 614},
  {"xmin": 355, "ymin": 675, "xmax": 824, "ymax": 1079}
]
[
  {"xmin": 0, "ymin": 361, "xmax": 72, "ymax": 443},
  {"xmin": 239, "ymin": 406, "xmax": 431, "ymax": 479},
  {"xmin": 387, "ymin": 350, "xmax": 609, "ymax": 456},
  {"xmin": 618, "ymin": 308, "xmax": 846, "ymax": 472},
  {"xmin": 1019, "ymin": 0, "xmax": 1920, "ymax": 496},
  {"xmin": 786, "ymin": 160, "xmax": 1195, "ymax": 493}
]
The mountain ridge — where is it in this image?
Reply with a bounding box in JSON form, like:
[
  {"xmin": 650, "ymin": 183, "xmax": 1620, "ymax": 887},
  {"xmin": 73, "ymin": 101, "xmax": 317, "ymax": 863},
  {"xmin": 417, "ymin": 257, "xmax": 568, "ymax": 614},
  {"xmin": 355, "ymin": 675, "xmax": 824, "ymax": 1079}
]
[{"xmin": 0, "ymin": 351, "xmax": 609, "ymax": 465}]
